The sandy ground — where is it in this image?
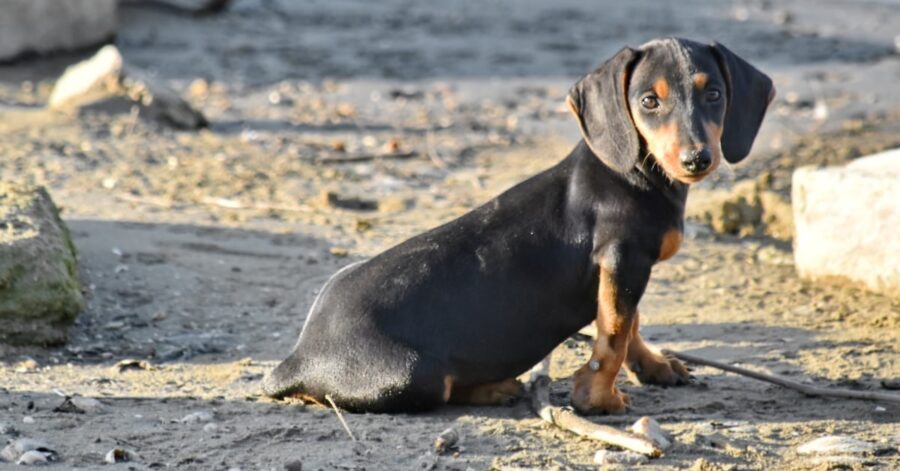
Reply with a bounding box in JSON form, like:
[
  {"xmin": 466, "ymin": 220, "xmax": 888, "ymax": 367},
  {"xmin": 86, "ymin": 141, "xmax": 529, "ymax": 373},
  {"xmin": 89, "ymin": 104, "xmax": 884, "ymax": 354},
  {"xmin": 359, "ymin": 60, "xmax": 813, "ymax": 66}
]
[{"xmin": 1, "ymin": 0, "xmax": 899, "ymax": 469}]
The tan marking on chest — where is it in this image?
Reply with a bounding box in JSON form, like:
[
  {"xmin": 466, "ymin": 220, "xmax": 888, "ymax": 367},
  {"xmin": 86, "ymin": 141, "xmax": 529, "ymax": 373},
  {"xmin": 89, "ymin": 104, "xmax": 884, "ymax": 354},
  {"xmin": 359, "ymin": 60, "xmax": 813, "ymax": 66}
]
[
  {"xmin": 658, "ymin": 229, "xmax": 683, "ymax": 261},
  {"xmin": 598, "ymin": 266, "xmax": 625, "ymax": 335},
  {"xmin": 443, "ymin": 375, "xmax": 454, "ymax": 402}
]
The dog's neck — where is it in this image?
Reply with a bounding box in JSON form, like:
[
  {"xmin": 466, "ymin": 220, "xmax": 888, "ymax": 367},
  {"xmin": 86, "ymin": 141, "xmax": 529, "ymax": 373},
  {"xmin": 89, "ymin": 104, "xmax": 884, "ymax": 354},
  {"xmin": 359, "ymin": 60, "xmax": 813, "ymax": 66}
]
[
  {"xmin": 631, "ymin": 155, "xmax": 689, "ymax": 208},
  {"xmin": 570, "ymin": 140, "xmax": 688, "ymax": 213}
]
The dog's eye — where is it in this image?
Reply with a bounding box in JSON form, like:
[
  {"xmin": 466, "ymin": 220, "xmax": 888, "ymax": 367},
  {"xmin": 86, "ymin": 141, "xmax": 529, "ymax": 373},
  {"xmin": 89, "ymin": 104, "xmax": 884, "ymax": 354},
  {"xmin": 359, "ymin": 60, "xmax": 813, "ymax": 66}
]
[
  {"xmin": 706, "ymin": 89, "xmax": 722, "ymax": 102},
  {"xmin": 641, "ymin": 96, "xmax": 659, "ymax": 110}
]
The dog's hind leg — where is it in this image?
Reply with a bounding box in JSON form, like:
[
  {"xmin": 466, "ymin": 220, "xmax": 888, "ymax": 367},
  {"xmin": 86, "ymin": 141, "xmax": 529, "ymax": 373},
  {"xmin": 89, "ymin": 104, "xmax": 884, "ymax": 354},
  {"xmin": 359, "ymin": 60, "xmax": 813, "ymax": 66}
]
[{"xmin": 448, "ymin": 378, "xmax": 524, "ymax": 406}]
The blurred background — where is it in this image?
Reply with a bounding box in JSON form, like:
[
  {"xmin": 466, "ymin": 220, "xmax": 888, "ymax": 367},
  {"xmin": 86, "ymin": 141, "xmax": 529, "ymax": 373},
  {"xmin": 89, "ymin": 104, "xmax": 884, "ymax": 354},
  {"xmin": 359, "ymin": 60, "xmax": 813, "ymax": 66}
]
[{"xmin": 0, "ymin": 1, "xmax": 898, "ymax": 469}]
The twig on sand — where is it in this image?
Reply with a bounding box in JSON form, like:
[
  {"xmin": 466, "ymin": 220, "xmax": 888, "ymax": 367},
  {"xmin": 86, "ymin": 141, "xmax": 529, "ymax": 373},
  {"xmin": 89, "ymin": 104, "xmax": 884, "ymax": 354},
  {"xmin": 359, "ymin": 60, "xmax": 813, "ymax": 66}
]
[
  {"xmin": 316, "ymin": 151, "xmax": 417, "ymax": 163},
  {"xmin": 115, "ymin": 192, "xmax": 175, "ymax": 208},
  {"xmin": 529, "ymin": 376, "xmax": 663, "ymax": 457},
  {"xmin": 198, "ymin": 196, "xmax": 315, "ymax": 213},
  {"xmin": 324, "ymin": 394, "xmax": 358, "ymax": 442},
  {"xmin": 664, "ymin": 350, "xmax": 900, "ymax": 404},
  {"xmin": 425, "ymin": 129, "xmax": 450, "ymax": 169}
]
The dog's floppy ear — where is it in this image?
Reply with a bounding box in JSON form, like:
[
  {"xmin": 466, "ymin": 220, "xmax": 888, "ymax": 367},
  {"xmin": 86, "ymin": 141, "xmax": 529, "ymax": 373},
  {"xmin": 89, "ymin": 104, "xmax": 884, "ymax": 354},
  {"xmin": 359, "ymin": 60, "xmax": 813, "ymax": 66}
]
[
  {"xmin": 711, "ymin": 42, "xmax": 775, "ymax": 163},
  {"xmin": 567, "ymin": 47, "xmax": 641, "ymax": 173}
]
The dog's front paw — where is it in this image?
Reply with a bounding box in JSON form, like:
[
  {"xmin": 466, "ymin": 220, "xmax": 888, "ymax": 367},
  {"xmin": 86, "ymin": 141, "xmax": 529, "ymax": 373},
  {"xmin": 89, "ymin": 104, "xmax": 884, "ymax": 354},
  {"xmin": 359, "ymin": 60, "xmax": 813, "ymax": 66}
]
[
  {"xmin": 571, "ymin": 384, "xmax": 629, "ymax": 415},
  {"xmin": 628, "ymin": 353, "xmax": 690, "ymax": 386},
  {"xmin": 571, "ymin": 365, "xmax": 629, "ymax": 414}
]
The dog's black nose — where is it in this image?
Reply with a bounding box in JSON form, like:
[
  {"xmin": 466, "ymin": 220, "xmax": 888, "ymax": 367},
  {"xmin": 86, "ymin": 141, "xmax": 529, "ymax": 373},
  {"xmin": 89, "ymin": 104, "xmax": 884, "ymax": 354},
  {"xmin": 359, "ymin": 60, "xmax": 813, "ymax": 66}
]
[{"xmin": 680, "ymin": 148, "xmax": 712, "ymax": 173}]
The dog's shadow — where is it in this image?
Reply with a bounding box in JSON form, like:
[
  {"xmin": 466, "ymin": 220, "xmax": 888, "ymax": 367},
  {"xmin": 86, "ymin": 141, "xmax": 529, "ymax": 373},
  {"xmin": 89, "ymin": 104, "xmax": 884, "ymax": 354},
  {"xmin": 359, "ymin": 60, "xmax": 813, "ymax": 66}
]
[{"xmin": 423, "ymin": 321, "xmax": 895, "ymax": 429}]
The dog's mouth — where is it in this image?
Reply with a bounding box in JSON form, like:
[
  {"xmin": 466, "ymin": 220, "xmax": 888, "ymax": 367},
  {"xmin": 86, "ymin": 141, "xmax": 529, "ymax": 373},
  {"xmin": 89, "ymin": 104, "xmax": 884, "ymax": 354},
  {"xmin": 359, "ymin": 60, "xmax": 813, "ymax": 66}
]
[
  {"xmin": 673, "ymin": 161, "xmax": 720, "ymax": 184},
  {"xmin": 652, "ymin": 152, "xmax": 720, "ymax": 185}
]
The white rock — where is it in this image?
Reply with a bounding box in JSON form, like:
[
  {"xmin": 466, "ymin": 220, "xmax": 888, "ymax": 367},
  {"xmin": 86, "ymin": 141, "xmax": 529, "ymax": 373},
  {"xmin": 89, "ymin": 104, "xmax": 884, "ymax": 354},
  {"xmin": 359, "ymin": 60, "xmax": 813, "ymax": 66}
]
[
  {"xmin": 0, "ymin": 0, "xmax": 116, "ymax": 61},
  {"xmin": 104, "ymin": 447, "xmax": 138, "ymax": 464},
  {"xmin": 203, "ymin": 422, "xmax": 219, "ymax": 433},
  {"xmin": 71, "ymin": 396, "xmax": 104, "ymax": 413},
  {"xmin": 793, "ymin": 150, "xmax": 900, "ymax": 297},
  {"xmin": 47, "ymin": 45, "xmax": 123, "ymax": 109},
  {"xmin": 2, "ymin": 438, "xmax": 56, "ymax": 464},
  {"xmin": 16, "ymin": 450, "xmax": 52, "ymax": 465},
  {"xmin": 796, "ymin": 435, "xmax": 876, "ymax": 455},
  {"xmin": 631, "ymin": 416, "xmax": 671, "ymax": 450},
  {"xmin": 180, "ymin": 411, "xmax": 214, "ymax": 424},
  {"xmin": 4, "ymin": 438, "xmax": 50, "ymax": 455},
  {"xmin": 593, "ymin": 449, "xmax": 649, "ymax": 465},
  {"xmin": 22, "ymin": 416, "xmax": 35, "ymax": 424},
  {"xmin": 0, "ymin": 445, "xmax": 16, "ymax": 462},
  {"xmin": 48, "ymin": 45, "xmax": 207, "ymax": 129}
]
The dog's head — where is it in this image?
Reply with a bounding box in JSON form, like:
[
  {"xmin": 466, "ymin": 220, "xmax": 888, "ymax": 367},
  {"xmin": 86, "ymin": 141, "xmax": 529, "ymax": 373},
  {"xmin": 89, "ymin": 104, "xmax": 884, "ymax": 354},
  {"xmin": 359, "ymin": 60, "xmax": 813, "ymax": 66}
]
[{"xmin": 567, "ymin": 38, "xmax": 774, "ymax": 183}]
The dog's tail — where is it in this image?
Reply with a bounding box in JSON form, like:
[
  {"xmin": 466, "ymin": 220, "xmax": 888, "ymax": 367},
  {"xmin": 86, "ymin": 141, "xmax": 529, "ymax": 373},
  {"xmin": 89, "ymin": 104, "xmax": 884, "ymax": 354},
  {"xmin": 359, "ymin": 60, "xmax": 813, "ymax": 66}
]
[
  {"xmin": 263, "ymin": 260, "xmax": 367, "ymax": 399},
  {"xmin": 262, "ymin": 354, "xmax": 308, "ymax": 399}
]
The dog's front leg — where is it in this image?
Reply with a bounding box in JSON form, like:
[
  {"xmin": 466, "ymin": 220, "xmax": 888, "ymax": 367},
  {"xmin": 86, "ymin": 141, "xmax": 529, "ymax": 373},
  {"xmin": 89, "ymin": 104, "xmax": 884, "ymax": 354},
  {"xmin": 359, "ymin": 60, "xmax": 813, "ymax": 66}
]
[{"xmin": 572, "ymin": 246, "xmax": 651, "ymax": 414}]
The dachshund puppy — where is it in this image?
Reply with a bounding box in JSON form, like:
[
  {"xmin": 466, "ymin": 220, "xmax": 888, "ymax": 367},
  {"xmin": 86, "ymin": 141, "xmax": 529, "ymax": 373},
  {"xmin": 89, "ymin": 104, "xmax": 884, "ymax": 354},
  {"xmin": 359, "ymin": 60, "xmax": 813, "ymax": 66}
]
[{"xmin": 264, "ymin": 37, "xmax": 774, "ymax": 414}]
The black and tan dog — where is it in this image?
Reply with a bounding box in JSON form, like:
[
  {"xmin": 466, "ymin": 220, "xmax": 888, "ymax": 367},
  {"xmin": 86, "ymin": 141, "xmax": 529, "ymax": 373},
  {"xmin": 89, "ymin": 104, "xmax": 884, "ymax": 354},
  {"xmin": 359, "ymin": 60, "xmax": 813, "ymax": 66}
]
[{"xmin": 264, "ymin": 38, "xmax": 774, "ymax": 414}]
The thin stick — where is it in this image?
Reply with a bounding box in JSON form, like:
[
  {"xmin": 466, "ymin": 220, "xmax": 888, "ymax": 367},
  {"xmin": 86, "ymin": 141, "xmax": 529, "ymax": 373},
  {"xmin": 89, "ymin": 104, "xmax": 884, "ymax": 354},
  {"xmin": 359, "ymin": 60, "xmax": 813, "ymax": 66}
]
[
  {"xmin": 199, "ymin": 196, "xmax": 315, "ymax": 213},
  {"xmin": 115, "ymin": 192, "xmax": 176, "ymax": 208},
  {"xmin": 425, "ymin": 129, "xmax": 449, "ymax": 169},
  {"xmin": 316, "ymin": 151, "xmax": 417, "ymax": 163},
  {"xmin": 529, "ymin": 376, "xmax": 663, "ymax": 457},
  {"xmin": 663, "ymin": 350, "xmax": 900, "ymax": 404},
  {"xmin": 324, "ymin": 394, "xmax": 358, "ymax": 442}
]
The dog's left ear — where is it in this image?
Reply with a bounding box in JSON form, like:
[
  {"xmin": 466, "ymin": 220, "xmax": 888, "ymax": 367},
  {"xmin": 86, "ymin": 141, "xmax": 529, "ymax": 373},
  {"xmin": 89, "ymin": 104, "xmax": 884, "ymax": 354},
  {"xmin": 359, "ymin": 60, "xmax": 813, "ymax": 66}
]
[
  {"xmin": 711, "ymin": 42, "xmax": 775, "ymax": 163},
  {"xmin": 567, "ymin": 47, "xmax": 641, "ymax": 173}
]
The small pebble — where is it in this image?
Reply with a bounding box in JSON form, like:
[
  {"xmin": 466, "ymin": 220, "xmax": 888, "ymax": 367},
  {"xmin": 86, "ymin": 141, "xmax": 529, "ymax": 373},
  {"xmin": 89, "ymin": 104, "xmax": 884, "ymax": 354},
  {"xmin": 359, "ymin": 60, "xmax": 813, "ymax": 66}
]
[
  {"xmin": 284, "ymin": 459, "xmax": 303, "ymax": 471},
  {"xmin": 180, "ymin": 411, "xmax": 214, "ymax": 424},
  {"xmin": 203, "ymin": 423, "xmax": 219, "ymax": 433},
  {"xmin": 17, "ymin": 450, "xmax": 52, "ymax": 465},
  {"xmin": 14, "ymin": 357, "xmax": 39, "ymax": 373},
  {"xmin": 104, "ymin": 447, "xmax": 138, "ymax": 464},
  {"xmin": 417, "ymin": 452, "xmax": 438, "ymax": 470},
  {"xmin": 71, "ymin": 396, "xmax": 104, "ymax": 413},
  {"xmin": 22, "ymin": 416, "xmax": 35, "ymax": 424},
  {"xmin": 631, "ymin": 416, "xmax": 671, "ymax": 450},
  {"xmin": 189, "ymin": 78, "xmax": 210, "ymax": 97},
  {"xmin": 593, "ymin": 449, "xmax": 648, "ymax": 465},
  {"xmin": 434, "ymin": 427, "xmax": 459, "ymax": 454}
]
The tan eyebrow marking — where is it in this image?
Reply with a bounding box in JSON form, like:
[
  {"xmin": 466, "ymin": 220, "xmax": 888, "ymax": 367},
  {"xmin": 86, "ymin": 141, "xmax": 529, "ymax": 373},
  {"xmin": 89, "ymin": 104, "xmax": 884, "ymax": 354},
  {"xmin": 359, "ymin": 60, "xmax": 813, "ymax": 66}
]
[
  {"xmin": 693, "ymin": 73, "xmax": 709, "ymax": 89},
  {"xmin": 652, "ymin": 79, "xmax": 669, "ymax": 99}
]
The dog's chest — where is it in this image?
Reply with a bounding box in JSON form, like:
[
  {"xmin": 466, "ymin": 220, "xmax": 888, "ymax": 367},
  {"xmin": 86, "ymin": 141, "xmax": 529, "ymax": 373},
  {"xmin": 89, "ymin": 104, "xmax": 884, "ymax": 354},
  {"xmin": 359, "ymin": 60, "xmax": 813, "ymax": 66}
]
[{"xmin": 657, "ymin": 228, "xmax": 683, "ymax": 261}]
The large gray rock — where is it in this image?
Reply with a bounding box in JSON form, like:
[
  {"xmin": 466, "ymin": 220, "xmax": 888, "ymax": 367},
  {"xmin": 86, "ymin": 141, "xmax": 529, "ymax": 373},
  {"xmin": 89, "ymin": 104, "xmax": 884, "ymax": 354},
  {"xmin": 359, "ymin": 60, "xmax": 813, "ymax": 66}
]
[
  {"xmin": 0, "ymin": 0, "xmax": 116, "ymax": 62},
  {"xmin": 793, "ymin": 149, "xmax": 900, "ymax": 297},
  {"xmin": 0, "ymin": 183, "xmax": 83, "ymax": 345}
]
